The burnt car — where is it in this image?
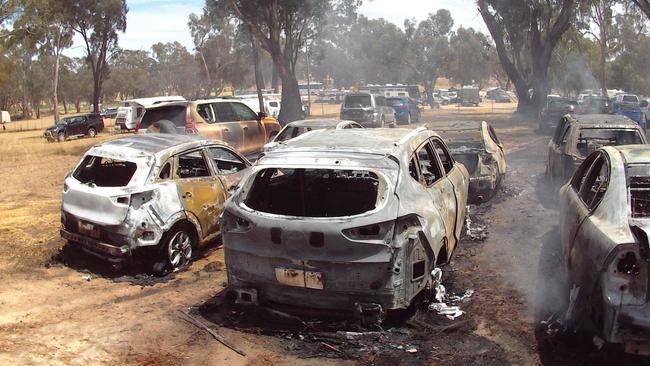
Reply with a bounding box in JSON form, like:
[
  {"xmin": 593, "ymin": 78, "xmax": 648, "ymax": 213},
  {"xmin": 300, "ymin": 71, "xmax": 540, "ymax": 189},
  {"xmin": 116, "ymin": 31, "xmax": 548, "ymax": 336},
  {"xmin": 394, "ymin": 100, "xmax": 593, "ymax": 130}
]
[
  {"xmin": 221, "ymin": 127, "xmax": 469, "ymax": 323},
  {"xmin": 538, "ymin": 98, "xmax": 576, "ymax": 134},
  {"xmin": 435, "ymin": 121, "xmax": 506, "ymax": 203},
  {"xmin": 44, "ymin": 113, "xmax": 104, "ymax": 142},
  {"xmin": 559, "ymin": 145, "xmax": 650, "ymax": 355},
  {"xmin": 547, "ymin": 114, "xmax": 647, "ymax": 187},
  {"xmin": 60, "ymin": 134, "xmax": 250, "ymax": 272},
  {"xmin": 262, "ymin": 119, "xmax": 362, "ymax": 153}
]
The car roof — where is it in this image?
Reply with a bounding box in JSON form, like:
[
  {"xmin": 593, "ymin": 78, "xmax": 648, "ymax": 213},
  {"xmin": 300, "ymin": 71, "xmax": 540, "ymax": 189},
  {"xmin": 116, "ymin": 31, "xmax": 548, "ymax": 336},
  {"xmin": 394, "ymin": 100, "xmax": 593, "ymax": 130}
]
[
  {"xmin": 191, "ymin": 98, "xmax": 244, "ymax": 104},
  {"xmin": 271, "ymin": 127, "xmax": 431, "ymax": 156},
  {"xmin": 284, "ymin": 119, "xmax": 352, "ymax": 128},
  {"xmin": 612, "ymin": 145, "xmax": 650, "ymax": 165},
  {"xmin": 427, "ymin": 121, "xmax": 483, "ymax": 132},
  {"xmin": 144, "ymin": 101, "xmax": 188, "ymax": 110},
  {"xmin": 93, "ymin": 133, "xmax": 214, "ymax": 155},
  {"xmin": 569, "ymin": 114, "xmax": 638, "ymax": 128}
]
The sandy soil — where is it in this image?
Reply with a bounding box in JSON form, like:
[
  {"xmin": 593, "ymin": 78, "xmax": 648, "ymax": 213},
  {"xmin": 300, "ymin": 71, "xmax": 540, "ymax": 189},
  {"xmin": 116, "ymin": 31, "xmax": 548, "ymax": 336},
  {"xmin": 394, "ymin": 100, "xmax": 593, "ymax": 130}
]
[{"xmin": 0, "ymin": 105, "xmax": 640, "ymax": 365}]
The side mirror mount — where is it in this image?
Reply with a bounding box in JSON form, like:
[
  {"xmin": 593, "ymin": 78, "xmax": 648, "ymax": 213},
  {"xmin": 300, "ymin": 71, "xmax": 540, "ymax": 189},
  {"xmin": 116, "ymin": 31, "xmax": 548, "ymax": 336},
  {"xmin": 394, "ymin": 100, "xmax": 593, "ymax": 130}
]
[{"xmin": 257, "ymin": 111, "xmax": 266, "ymax": 121}]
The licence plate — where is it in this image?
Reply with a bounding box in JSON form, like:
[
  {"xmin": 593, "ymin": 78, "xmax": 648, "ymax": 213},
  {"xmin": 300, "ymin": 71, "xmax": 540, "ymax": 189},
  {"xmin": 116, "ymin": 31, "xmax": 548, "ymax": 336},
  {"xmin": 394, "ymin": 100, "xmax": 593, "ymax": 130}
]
[
  {"xmin": 274, "ymin": 267, "xmax": 323, "ymax": 290},
  {"xmin": 79, "ymin": 222, "xmax": 100, "ymax": 239}
]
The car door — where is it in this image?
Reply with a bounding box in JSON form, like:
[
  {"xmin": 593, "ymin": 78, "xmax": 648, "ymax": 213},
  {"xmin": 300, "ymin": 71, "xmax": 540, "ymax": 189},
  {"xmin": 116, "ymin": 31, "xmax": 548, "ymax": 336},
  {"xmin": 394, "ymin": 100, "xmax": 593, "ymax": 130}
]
[
  {"xmin": 231, "ymin": 101, "xmax": 264, "ymax": 155},
  {"xmin": 73, "ymin": 116, "xmax": 87, "ymax": 135},
  {"xmin": 431, "ymin": 138, "xmax": 468, "ymax": 251},
  {"xmin": 486, "ymin": 124, "xmax": 506, "ymax": 174},
  {"xmin": 560, "ymin": 152, "xmax": 600, "ymax": 270},
  {"xmin": 415, "ymin": 140, "xmax": 458, "ymax": 253},
  {"xmin": 175, "ymin": 149, "xmax": 227, "ymax": 239},
  {"xmin": 212, "ymin": 102, "xmax": 244, "ymax": 151},
  {"xmin": 205, "ymin": 145, "xmax": 250, "ymax": 195}
]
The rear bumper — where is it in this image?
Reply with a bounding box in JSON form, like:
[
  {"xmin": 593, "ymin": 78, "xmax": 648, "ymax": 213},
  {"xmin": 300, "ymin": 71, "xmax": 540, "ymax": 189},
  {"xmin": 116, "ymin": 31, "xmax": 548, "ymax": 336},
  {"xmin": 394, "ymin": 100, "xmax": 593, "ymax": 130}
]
[{"xmin": 61, "ymin": 228, "xmax": 131, "ymax": 263}]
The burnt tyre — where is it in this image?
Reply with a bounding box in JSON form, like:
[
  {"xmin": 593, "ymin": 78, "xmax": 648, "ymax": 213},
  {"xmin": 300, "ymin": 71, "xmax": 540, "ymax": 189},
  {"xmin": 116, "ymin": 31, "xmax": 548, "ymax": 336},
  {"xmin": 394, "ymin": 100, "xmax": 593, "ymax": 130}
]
[
  {"xmin": 57, "ymin": 131, "xmax": 66, "ymax": 142},
  {"xmin": 87, "ymin": 127, "xmax": 97, "ymax": 138},
  {"xmin": 154, "ymin": 224, "xmax": 196, "ymax": 274}
]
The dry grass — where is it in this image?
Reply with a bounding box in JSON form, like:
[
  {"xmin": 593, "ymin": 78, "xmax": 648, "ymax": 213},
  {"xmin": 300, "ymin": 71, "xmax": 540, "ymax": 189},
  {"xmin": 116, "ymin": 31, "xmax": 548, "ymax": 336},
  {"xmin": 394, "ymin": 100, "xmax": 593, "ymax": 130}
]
[{"xmin": 0, "ymin": 127, "xmax": 121, "ymax": 272}]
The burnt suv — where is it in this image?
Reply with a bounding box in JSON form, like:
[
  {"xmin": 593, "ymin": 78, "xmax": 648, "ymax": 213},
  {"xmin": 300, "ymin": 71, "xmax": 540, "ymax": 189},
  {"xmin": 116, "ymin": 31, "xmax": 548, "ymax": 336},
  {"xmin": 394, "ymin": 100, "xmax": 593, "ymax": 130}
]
[{"xmin": 44, "ymin": 113, "xmax": 104, "ymax": 142}]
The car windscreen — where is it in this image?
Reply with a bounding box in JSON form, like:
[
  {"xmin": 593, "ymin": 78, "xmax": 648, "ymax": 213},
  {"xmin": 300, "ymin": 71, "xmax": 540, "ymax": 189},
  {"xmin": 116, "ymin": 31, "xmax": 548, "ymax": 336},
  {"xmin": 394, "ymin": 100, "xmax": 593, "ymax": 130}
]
[
  {"xmin": 344, "ymin": 95, "xmax": 371, "ymax": 108},
  {"xmin": 576, "ymin": 128, "xmax": 643, "ymax": 156},
  {"xmin": 73, "ymin": 155, "xmax": 138, "ymax": 187},
  {"xmin": 623, "ymin": 95, "xmax": 638, "ymax": 103},
  {"xmin": 244, "ymin": 168, "xmax": 381, "ymax": 217},
  {"xmin": 627, "ymin": 164, "xmax": 650, "ymax": 218},
  {"xmin": 139, "ymin": 106, "xmax": 186, "ymax": 129}
]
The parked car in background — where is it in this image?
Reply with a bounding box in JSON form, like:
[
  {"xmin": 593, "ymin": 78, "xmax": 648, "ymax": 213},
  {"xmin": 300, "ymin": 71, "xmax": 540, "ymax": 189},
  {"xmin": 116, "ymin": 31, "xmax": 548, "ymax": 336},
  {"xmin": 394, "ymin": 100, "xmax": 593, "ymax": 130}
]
[
  {"xmin": 486, "ymin": 88, "xmax": 511, "ymax": 103},
  {"xmin": 44, "ymin": 113, "xmax": 104, "ymax": 142},
  {"xmin": 262, "ymin": 119, "xmax": 362, "ymax": 153},
  {"xmin": 222, "ymin": 127, "xmax": 468, "ymax": 325},
  {"xmin": 547, "ymin": 114, "xmax": 647, "ymax": 186},
  {"xmin": 386, "ymin": 96, "xmax": 421, "ymax": 124},
  {"xmin": 539, "ymin": 98, "xmax": 577, "ymax": 134},
  {"xmin": 435, "ymin": 121, "xmax": 507, "ymax": 203},
  {"xmin": 60, "ymin": 134, "xmax": 251, "ymax": 273},
  {"xmin": 579, "ymin": 96, "xmax": 611, "ymax": 114},
  {"xmin": 558, "ymin": 145, "xmax": 650, "ymax": 354},
  {"xmin": 460, "ymin": 86, "xmax": 480, "ymax": 106},
  {"xmin": 340, "ymin": 93, "xmax": 397, "ymax": 127},
  {"xmin": 100, "ymin": 107, "xmax": 118, "ymax": 119},
  {"xmin": 615, "ymin": 93, "xmax": 640, "ymax": 104},
  {"xmin": 613, "ymin": 100, "xmax": 646, "ymax": 131}
]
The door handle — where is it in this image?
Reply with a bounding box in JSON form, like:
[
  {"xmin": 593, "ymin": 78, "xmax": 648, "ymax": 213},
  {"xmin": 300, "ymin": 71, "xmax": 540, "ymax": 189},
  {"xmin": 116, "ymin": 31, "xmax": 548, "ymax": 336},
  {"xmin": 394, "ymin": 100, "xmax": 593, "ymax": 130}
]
[{"xmin": 183, "ymin": 192, "xmax": 192, "ymax": 199}]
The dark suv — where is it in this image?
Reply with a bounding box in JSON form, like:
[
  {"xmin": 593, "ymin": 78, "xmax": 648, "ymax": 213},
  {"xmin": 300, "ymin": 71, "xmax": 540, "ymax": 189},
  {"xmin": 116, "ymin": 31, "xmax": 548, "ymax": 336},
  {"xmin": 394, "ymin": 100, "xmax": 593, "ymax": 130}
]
[{"xmin": 44, "ymin": 113, "xmax": 104, "ymax": 142}]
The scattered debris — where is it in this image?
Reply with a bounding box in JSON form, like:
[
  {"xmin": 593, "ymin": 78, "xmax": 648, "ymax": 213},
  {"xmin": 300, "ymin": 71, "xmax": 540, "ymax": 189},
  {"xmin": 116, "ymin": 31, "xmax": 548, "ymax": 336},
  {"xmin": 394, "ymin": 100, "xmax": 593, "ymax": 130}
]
[
  {"xmin": 427, "ymin": 269, "xmax": 474, "ymax": 320},
  {"xmin": 464, "ymin": 205, "xmax": 489, "ymax": 241},
  {"xmin": 81, "ymin": 274, "xmax": 93, "ymax": 281},
  {"xmin": 405, "ymin": 347, "xmax": 418, "ymax": 353},
  {"xmin": 178, "ymin": 309, "xmax": 246, "ymax": 356},
  {"xmin": 113, "ymin": 272, "xmax": 176, "ymax": 286},
  {"xmin": 202, "ymin": 261, "xmax": 224, "ymax": 273}
]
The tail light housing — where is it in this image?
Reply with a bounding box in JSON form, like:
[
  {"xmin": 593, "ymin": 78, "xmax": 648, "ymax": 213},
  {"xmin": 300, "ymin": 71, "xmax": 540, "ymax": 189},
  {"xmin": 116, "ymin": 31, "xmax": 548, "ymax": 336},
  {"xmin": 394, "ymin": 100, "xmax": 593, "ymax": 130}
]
[
  {"xmin": 134, "ymin": 117, "xmax": 142, "ymax": 132},
  {"xmin": 602, "ymin": 244, "xmax": 648, "ymax": 305},
  {"xmin": 342, "ymin": 221, "xmax": 395, "ymax": 243}
]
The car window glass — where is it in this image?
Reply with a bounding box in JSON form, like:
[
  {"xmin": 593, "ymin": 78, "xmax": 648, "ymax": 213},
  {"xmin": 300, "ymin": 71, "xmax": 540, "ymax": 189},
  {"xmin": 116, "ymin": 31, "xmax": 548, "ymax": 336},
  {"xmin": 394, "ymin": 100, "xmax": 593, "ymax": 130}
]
[
  {"xmin": 578, "ymin": 157, "xmax": 609, "ymax": 207},
  {"xmin": 409, "ymin": 157, "xmax": 419, "ymax": 181},
  {"xmin": 431, "ymin": 139, "xmax": 454, "ymax": 174},
  {"xmin": 416, "ymin": 144, "xmax": 443, "ymax": 185},
  {"xmin": 231, "ymin": 102, "xmax": 257, "ymax": 121},
  {"xmin": 559, "ymin": 126, "xmax": 571, "ymax": 147},
  {"xmin": 553, "ymin": 118, "xmax": 568, "ymax": 143},
  {"xmin": 570, "ymin": 153, "xmax": 598, "ymax": 192},
  {"xmin": 136, "ymin": 107, "xmax": 144, "ymax": 118},
  {"xmin": 197, "ymin": 103, "xmax": 214, "ymax": 122},
  {"xmin": 207, "ymin": 147, "xmax": 247, "ymax": 174},
  {"xmin": 212, "ymin": 102, "xmax": 237, "ymax": 122},
  {"xmin": 177, "ymin": 150, "xmax": 210, "ymax": 178},
  {"xmin": 158, "ymin": 161, "xmax": 171, "ymax": 180}
]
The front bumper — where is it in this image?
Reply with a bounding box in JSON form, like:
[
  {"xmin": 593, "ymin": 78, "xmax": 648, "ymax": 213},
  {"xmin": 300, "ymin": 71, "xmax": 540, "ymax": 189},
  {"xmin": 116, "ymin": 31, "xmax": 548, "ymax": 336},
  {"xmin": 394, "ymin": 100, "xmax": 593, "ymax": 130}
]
[{"xmin": 61, "ymin": 228, "xmax": 131, "ymax": 263}]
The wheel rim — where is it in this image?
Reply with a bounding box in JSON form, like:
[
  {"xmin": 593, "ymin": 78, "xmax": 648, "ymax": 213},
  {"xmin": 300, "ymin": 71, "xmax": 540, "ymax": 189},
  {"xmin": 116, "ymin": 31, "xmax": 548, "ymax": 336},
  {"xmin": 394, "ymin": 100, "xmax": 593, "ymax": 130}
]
[
  {"xmin": 89, "ymin": 128, "xmax": 96, "ymax": 137},
  {"xmin": 167, "ymin": 231, "xmax": 192, "ymax": 268},
  {"xmin": 58, "ymin": 133, "xmax": 64, "ymax": 142}
]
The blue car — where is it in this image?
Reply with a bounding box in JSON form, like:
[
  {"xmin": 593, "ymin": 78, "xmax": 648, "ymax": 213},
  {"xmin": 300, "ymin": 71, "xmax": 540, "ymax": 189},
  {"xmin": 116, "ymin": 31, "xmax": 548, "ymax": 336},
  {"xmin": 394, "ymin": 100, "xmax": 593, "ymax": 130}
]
[
  {"xmin": 387, "ymin": 96, "xmax": 421, "ymax": 124},
  {"xmin": 613, "ymin": 101, "xmax": 646, "ymax": 131}
]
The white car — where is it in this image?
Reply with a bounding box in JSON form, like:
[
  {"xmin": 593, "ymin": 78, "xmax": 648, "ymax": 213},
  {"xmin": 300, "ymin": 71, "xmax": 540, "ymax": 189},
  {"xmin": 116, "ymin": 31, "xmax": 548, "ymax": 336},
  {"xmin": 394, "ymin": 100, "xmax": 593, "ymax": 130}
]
[{"xmin": 262, "ymin": 119, "xmax": 362, "ymax": 153}]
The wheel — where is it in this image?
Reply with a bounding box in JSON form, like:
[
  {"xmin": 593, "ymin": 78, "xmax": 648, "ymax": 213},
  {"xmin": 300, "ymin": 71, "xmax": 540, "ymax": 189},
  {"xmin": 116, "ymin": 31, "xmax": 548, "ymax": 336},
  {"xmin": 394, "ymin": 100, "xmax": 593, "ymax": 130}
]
[
  {"xmin": 158, "ymin": 224, "xmax": 195, "ymax": 273},
  {"xmin": 57, "ymin": 131, "xmax": 65, "ymax": 142},
  {"xmin": 87, "ymin": 127, "xmax": 97, "ymax": 138}
]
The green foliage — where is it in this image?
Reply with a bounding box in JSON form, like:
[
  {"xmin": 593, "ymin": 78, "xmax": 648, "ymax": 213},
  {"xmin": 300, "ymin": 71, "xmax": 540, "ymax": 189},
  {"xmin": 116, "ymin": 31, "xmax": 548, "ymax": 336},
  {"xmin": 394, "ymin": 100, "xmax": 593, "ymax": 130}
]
[{"xmin": 448, "ymin": 27, "xmax": 492, "ymax": 87}]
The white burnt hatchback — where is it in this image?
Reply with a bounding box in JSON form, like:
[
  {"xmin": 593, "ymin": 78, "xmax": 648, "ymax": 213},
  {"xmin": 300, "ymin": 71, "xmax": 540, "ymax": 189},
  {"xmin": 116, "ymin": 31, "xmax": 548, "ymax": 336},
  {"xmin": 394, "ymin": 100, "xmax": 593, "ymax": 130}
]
[
  {"xmin": 60, "ymin": 134, "xmax": 250, "ymax": 273},
  {"xmin": 221, "ymin": 127, "xmax": 469, "ymax": 324}
]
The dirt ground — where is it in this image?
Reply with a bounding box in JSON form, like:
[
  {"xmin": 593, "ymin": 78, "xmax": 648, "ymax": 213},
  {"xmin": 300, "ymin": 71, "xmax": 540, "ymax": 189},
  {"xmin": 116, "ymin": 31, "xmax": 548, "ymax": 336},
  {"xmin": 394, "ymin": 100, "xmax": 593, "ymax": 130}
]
[{"xmin": 0, "ymin": 104, "xmax": 636, "ymax": 365}]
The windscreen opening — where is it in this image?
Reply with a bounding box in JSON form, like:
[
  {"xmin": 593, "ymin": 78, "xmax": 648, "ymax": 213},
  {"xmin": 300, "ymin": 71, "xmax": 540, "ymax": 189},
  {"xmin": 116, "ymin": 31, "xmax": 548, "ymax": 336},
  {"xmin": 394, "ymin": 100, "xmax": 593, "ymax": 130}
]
[
  {"xmin": 576, "ymin": 128, "xmax": 643, "ymax": 156},
  {"xmin": 73, "ymin": 155, "xmax": 137, "ymax": 187},
  {"xmin": 244, "ymin": 168, "xmax": 380, "ymax": 217},
  {"xmin": 628, "ymin": 165, "xmax": 650, "ymax": 218},
  {"xmin": 139, "ymin": 106, "xmax": 186, "ymax": 129},
  {"xmin": 344, "ymin": 95, "xmax": 371, "ymax": 108}
]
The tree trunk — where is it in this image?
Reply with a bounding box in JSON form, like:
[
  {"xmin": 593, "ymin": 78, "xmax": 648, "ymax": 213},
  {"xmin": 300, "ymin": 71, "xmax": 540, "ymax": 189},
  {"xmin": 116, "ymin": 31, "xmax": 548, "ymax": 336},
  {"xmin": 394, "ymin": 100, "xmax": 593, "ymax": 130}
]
[
  {"xmin": 250, "ymin": 32, "xmax": 265, "ymax": 115},
  {"xmin": 75, "ymin": 100, "xmax": 81, "ymax": 113},
  {"xmin": 62, "ymin": 98, "xmax": 68, "ymax": 114},
  {"xmin": 92, "ymin": 75, "xmax": 101, "ymax": 113},
  {"xmin": 599, "ymin": 43, "xmax": 607, "ymax": 98},
  {"xmin": 198, "ymin": 49, "xmax": 212, "ymax": 96},
  {"xmin": 53, "ymin": 30, "xmax": 62, "ymax": 122},
  {"xmin": 271, "ymin": 65, "xmax": 279, "ymax": 93}
]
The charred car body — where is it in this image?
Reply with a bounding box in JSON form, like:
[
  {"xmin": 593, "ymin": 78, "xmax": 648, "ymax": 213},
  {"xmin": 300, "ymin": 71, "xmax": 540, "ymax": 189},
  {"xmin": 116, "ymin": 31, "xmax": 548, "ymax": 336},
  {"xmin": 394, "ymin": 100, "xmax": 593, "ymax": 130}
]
[
  {"xmin": 559, "ymin": 145, "xmax": 650, "ymax": 354},
  {"xmin": 222, "ymin": 127, "xmax": 469, "ymax": 323},
  {"xmin": 262, "ymin": 119, "xmax": 362, "ymax": 153},
  {"xmin": 547, "ymin": 114, "xmax": 647, "ymax": 187},
  {"xmin": 435, "ymin": 121, "xmax": 506, "ymax": 203},
  {"xmin": 60, "ymin": 134, "xmax": 250, "ymax": 271}
]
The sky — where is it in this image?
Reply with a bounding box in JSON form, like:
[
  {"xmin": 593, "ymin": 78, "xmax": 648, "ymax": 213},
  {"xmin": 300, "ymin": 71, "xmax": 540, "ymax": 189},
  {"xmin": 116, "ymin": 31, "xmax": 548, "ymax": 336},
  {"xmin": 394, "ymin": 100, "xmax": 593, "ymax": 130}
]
[{"xmin": 64, "ymin": 0, "xmax": 488, "ymax": 58}]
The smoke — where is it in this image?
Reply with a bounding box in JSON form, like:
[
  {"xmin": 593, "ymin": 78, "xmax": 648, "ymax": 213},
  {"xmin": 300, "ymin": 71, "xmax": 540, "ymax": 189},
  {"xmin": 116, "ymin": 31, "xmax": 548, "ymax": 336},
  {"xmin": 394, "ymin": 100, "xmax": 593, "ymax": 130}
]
[{"xmin": 552, "ymin": 54, "xmax": 600, "ymax": 95}]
